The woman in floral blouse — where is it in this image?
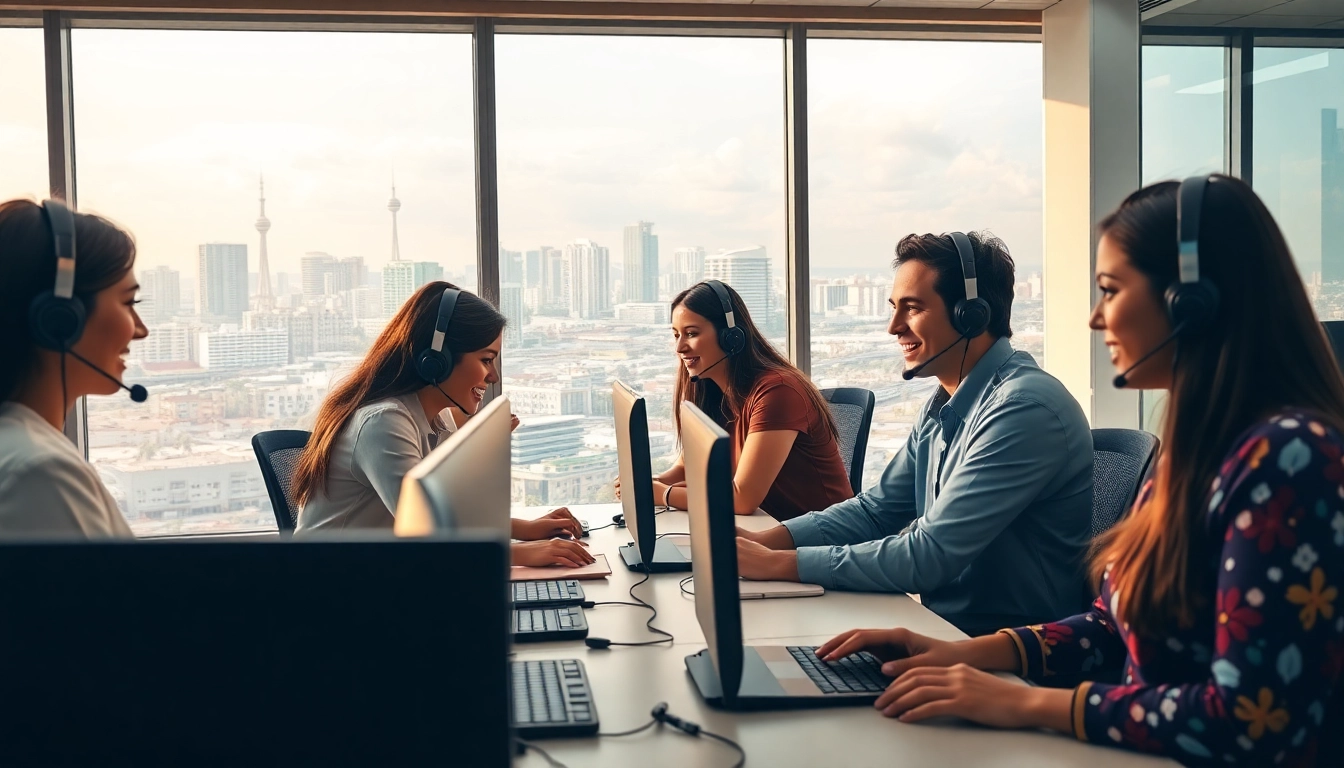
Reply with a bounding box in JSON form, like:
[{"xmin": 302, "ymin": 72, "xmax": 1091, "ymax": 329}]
[{"xmin": 818, "ymin": 175, "xmax": 1344, "ymax": 766}]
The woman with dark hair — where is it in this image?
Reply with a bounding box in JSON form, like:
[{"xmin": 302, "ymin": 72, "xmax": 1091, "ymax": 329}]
[
  {"xmin": 294, "ymin": 281, "xmax": 592, "ymax": 568},
  {"xmin": 816, "ymin": 175, "xmax": 1344, "ymax": 766},
  {"xmin": 640, "ymin": 279, "xmax": 852, "ymax": 521},
  {"xmin": 0, "ymin": 198, "xmax": 145, "ymax": 536}
]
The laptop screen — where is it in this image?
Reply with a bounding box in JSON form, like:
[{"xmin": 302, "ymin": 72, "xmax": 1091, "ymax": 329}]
[
  {"xmin": 613, "ymin": 380, "xmax": 658, "ymax": 563},
  {"xmin": 395, "ymin": 395, "xmax": 512, "ymax": 538},
  {"xmin": 682, "ymin": 400, "xmax": 744, "ymax": 705}
]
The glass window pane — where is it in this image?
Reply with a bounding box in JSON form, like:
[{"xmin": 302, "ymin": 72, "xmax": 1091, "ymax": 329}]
[
  {"xmin": 1253, "ymin": 47, "xmax": 1344, "ymax": 319},
  {"xmin": 495, "ymin": 34, "xmax": 786, "ymax": 507},
  {"xmin": 0, "ymin": 26, "xmax": 48, "ymax": 201},
  {"xmin": 73, "ymin": 29, "xmax": 475, "ymax": 535},
  {"xmin": 1141, "ymin": 45, "xmax": 1227, "ymax": 185},
  {"xmin": 807, "ymin": 39, "xmax": 1042, "ymax": 491}
]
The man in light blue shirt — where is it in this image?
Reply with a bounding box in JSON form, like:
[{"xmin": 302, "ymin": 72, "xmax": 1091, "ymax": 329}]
[{"xmin": 737, "ymin": 232, "xmax": 1092, "ymax": 636}]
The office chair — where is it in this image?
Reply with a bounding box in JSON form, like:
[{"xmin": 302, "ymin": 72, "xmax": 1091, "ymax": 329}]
[
  {"xmin": 821, "ymin": 388, "xmax": 876, "ymax": 495},
  {"xmin": 251, "ymin": 429, "xmax": 311, "ymax": 532}
]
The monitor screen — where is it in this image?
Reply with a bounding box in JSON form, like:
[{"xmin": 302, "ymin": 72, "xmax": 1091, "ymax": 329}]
[
  {"xmin": 613, "ymin": 380, "xmax": 657, "ymax": 562},
  {"xmin": 682, "ymin": 400, "xmax": 743, "ymax": 705},
  {"xmin": 394, "ymin": 395, "xmax": 511, "ymax": 539}
]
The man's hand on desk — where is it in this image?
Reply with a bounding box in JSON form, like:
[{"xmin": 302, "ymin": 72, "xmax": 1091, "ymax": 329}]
[
  {"xmin": 512, "ymin": 539, "xmax": 594, "ymax": 568},
  {"xmin": 735, "ymin": 524, "xmax": 797, "ymax": 550},
  {"xmin": 735, "ymin": 537, "xmax": 800, "ymax": 581}
]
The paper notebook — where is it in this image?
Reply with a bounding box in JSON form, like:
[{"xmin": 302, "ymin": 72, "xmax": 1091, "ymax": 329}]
[{"xmin": 511, "ymin": 553, "xmax": 612, "ymax": 582}]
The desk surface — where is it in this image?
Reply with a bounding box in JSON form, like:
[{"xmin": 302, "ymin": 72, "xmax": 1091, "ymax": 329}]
[{"xmin": 511, "ymin": 504, "xmax": 1171, "ymax": 767}]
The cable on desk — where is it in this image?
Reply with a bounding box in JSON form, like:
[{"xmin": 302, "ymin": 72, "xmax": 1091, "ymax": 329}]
[
  {"xmin": 515, "ymin": 738, "xmax": 570, "ymax": 768},
  {"xmin": 599, "ymin": 703, "xmax": 747, "ymax": 768},
  {"xmin": 583, "ymin": 570, "xmax": 674, "ymax": 648}
]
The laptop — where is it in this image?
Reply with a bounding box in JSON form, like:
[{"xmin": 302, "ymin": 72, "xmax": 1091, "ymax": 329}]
[
  {"xmin": 613, "ymin": 380, "xmax": 692, "ymax": 572},
  {"xmin": 679, "ymin": 401, "xmax": 893, "ymax": 710},
  {"xmin": 0, "ymin": 535, "xmax": 512, "ymax": 765}
]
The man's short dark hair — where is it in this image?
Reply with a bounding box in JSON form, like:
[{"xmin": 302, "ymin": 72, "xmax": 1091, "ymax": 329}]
[{"xmin": 892, "ymin": 231, "xmax": 1015, "ymax": 339}]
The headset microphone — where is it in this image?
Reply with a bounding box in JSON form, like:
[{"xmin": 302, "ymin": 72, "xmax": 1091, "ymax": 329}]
[
  {"xmin": 433, "ymin": 382, "xmax": 473, "ymax": 417},
  {"xmin": 66, "ymin": 349, "xmax": 148, "ymax": 402},
  {"xmin": 688, "ymin": 354, "xmax": 729, "ymax": 384},
  {"xmin": 1112, "ymin": 323, "xmax": 1186, "ymax": 389},
  {"xmin": 901, "ymin": 334, "xmax": 968, "ymax": 381}
]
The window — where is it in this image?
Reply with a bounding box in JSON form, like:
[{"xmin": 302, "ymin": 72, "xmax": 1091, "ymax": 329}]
[
  {"xmin": 807, "ymin": 39, "xmax": 1043, "ymax": 490},
  {"xmin": 73, "ymin": 28, "xmax": 475, "ymax": 534},
  {"xmin": 0, "ymin": 25, "xmax": 47, "ymax": 201},
  {"xmin": 1252, "ymin": 47, "xmax": 1344, "ymax": 320},
  {"xmin": 1139, "ymin": 44, "xmax": 1227, "ymax": 431},
  {"xmin": 1141, "ymin": 45, "xmax": 1227, "ymax": 185},
  {"xmin": 495, "ymin": 33, "xmax": 786, "ymax": 506}
]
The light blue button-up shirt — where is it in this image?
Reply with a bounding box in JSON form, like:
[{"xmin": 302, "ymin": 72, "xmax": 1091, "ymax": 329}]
[{"xmin": 784, "ymin": 337, "xmax": 1092, "ymax": 636}]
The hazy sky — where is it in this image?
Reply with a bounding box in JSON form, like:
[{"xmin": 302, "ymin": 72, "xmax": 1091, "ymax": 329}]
[{"xmin": 3, "ymin": 26, "xmax": 1047, "ymax": 291}]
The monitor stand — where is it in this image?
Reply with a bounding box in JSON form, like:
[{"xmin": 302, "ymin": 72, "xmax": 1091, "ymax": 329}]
[{"xmin": 618, "ymin": 538, "xmax": 692, "ymax": 573}]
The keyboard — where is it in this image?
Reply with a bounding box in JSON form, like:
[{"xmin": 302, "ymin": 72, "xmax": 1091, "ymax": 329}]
[
  {"xmin": 511, "ymin": 659, "xmax": 600, "ymax": 738},
  {"xmin": 512, "ymin": 605, "xmax": 589, "ymax": 643},
  {"xmin": 787, "ymin": 646, "xmax": 892, "ymax": 695},
  {"xmin": 513, "ymin": 579, "xmax": 586, "ymax": 607}
]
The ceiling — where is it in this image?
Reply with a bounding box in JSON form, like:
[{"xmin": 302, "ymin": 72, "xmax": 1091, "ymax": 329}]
[{"xmin": 1144, "ymin": 0, "xmax": 1344, "ymax": 30}]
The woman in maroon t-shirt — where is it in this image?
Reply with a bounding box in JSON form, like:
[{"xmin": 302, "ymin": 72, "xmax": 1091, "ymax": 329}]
[{"xmin": 644, "ymin": 280, "xmax": 853, "ymax": 522}]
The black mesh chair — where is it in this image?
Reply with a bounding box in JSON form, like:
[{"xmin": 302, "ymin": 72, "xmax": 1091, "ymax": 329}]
[
  {"xmin": 821, "ymin": 387, "xmax": 876, "ymax": 495},
  {"xmin": 1090, "ymin": 428, "xmax": 1159, "ymax": 540},
  {"xmin": 251, "ymin": 430, "xmax": 311, "ymax": 532}
]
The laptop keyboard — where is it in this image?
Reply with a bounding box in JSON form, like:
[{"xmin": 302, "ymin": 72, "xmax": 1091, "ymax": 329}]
[
  {"xmin": 512, "ymin": 579, "xmax": 585, "ymax": 607},
  {"xmin": 511, "ymin": 659, "xmax": 599, "ymax": 737},
  {"xmin": 787, "ymin": 646, "xmax": 892, "ymax": 694}
]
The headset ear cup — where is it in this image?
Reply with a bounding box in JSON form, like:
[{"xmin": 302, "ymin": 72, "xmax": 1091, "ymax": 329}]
[
  {"xmin": 28, "ymin": 292, "xmax": 87, "ymax": 351},
  {"xmin": 1165, "ymin": 280, "xmax": 1220, "ymax": 333},
  {"xmin": 416, "ymin": 349, "xmax": 452, "ymax": 385},
  {"xmin": 954, "ymin": 298, "xmax": 991, "ymax": 339},
  {"xmin": 719, "ymin": 326, "xmax": 746, "ymax": 356}
]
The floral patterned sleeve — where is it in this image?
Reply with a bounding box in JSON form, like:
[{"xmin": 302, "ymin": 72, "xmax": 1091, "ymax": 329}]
[
  {"xmin": 1072, "ymin": 418, "xmax": 1344, "ymax": 765},
  {"xmin": 998, "ymin": 597, "xmax": 1128, "ymax": 684}
]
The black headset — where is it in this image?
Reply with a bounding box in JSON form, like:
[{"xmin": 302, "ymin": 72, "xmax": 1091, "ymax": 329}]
[
  {"xmin": 30, "ymin": 199, "xmax": 87, "ymax": 352},
  {"xmin": 415, "ymin": 286, "xmax": 461, "ymax": 385},
  {"xmin": 948, "ymin": 231, "xmax": 990, "ymax": 339},
  {"xmin": 1168, "ymin": 175, "xmax": 1220, "ymax": 333},
  {"xmin": 704, "ymin": 279, "xmax": 746, "ymax": 356}
]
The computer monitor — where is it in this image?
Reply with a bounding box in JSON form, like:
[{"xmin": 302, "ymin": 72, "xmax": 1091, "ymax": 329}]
[
  {"xmin": 0, "ymin": 535, "xmax": 512, "ymax": 765},
  {"xmin": 680, "ymin": 400, "xmax": 744, "ymax": 708},
  {"xmin": 395, "ymin": 395, "xmax": 512, "ymax": 539},
  {"xmin": 613, "ymin": 380, "xmax": 691, "ymax": 572}
]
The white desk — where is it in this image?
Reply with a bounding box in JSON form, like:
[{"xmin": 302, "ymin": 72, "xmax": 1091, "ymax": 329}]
[{"xmin": 511, "ymin": 504, "xmax": 1171, "ymax": 767}]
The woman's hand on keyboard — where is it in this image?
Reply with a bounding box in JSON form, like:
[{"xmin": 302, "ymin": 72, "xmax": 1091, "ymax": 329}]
[
  {"xmin": 513, "ymin": 508, "xmax": 585, "ymax": 541},
  {"xmin": 816, "ymin": 628, "xmax": 964, "ymax": 678},
  {"xmin": 512, "ymin": 539, "xmax": 595, "ymax": 568}
]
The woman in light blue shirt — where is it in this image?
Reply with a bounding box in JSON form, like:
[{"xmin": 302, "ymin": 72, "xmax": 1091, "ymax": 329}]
[{"xmin": 293, "ymin": 282, "xmax": 592, "ymax": 568}]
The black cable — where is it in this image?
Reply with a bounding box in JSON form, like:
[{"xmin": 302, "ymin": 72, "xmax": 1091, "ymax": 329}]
[
  {"xmin": 583, "ymin": 570, "xmax": 674, "ymax": 648},
  {"xmin": 678, "ymin": 575, "xmax": 695, "ymax": 597},
  {"xmin": 596, "ymin": 718, "xmax": 660, "ymax": 738},
  {"xmin": 599, "ymin": 709, "xmax": 746, "ymax": 768},
  {"xmin": 515, "ymin": 739, "xmax": 569, "ymax": 768},
  {"xmin": 957, "ymin": 337, "xmax": 970, "ymax": 386},
  {"xmin": 700, "ymin": 728, "xmax": 748, "ymax": 768},
  {"xmin": 59, "ymin": 350, "xmax": 68, "ymax": 419}
]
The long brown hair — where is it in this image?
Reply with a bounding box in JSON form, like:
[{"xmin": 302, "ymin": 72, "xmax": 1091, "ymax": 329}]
[
  {"xmin": 1091, "ymin": 175, "xmax": 1344, "ymax": 637},
  {"xmin": 670, "ymin": 280, "xmax": 837, "ymax": 441},
  {"xmin": 0, "ymin": 199, "xmax": 137, "ymax": 402},
  {"xmin": 292, "ymin": 281, "xmax": 506, "ymax": 506}
]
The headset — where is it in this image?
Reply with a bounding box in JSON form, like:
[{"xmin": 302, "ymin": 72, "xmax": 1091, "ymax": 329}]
[
  {"xmin": 30, "ymin": 199, "xmax": 86, "ymax": 352},
  {"xmin": 1168, "ymin": 174, "xmax": 1220, "ymax": 332},
  {"xmin": 704, "ymin": 280, "xmax": 746, "ymax": 356},
  {"xmin": 949, "ymin": 231, "xmax": 990, "ymax": 339},
  {"xmin": 415, "ymin": 286, "xmax": 461, "ymax": 385}
]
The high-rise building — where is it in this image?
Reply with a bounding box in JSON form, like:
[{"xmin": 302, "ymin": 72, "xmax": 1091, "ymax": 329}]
[
  {"xmin": 130, "ymin": 322, "xmax": 194, "ymax": 364},
  {"xmin": 337, "ymin": 256, "xmax": 366, "ymax": 293},
  {"xmin": 382, "ymin": 260, "xmax": 444, "ymax": 317},
  {"xmin": 564, "ymin": 239, "xmax": 610, "ymax": 320},
  {"xmin": 254, "ymin": 176, "xmax": 275, "ymax": 312},
  {"xmin": 501, "ymin": 248, "xmax": 524, "ymax": 286},
  {"xmin": 704, "ymin": 246, "xmax": 770, "ymax": 324},
  {"xmin": 667, "ymin": 245, "xmax": 706, "ymax": 297},
  {"xmin": 140, "ymin": 265, "xmax": 181, "ymax": 322},
  {"xmin": 388, "ymin": 182, "xmax": 402, "ymax": 262},
  {"xmin": 1323, "ymin": 108, "xmax": 1344, "ymax": 284},
  {"xmin": 197, "ymin": 326, "xmax": 289, "ymax": 371},
  {"xmin": 288, "ymin": 306, "xmax": 357, "ymax": 360},
  {"xmin": 301, "ymin": 252, "xmax": 338, "ymax": 298},
  {"xmin": 541, "ymin": 246, "xmax": 566, "ymax": 308},
  {"xmin": 197, "ymin": 243, "xmax": 248, "ymax": 323},
  {"xmin": 501, "ymin": 283, "xmax": 525, "ymax": 346},
  {"xmin": 622, "ymin": 221, "xmax": 658, "ymax": 303},
  {"xmin": 525, "ymin": 250, "xmax": 543, "ymax": 290}
]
